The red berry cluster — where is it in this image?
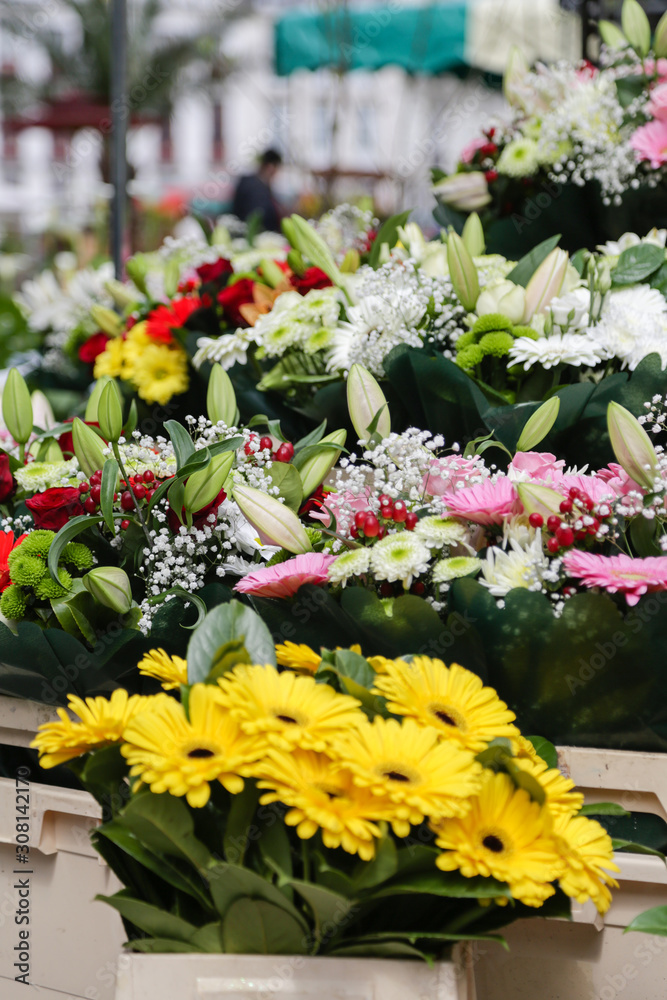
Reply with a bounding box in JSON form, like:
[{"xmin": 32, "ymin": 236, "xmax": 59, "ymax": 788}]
[
  {"xmin": 350, "ymin": 494, "xmax": 418, "ymax": 541},
  {"xmin": 79, "ymin": 468, "xmax": 157, "ymax": 531},
  {"xmin": 528, "ymin": 487, "xmax": 610, "ymax": 554},
  {"xmin": 244, "ymin": 434, "xmax": 295, "ymax": 464}
]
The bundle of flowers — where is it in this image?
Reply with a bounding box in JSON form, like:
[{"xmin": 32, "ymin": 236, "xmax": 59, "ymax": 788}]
[
  {"xmin": 30, "ymin": 599, "xmax": 619, "ymax": 958},
  {"xmin": 433, "ymin": 0, "xmax": 667, "ymax": 245}
]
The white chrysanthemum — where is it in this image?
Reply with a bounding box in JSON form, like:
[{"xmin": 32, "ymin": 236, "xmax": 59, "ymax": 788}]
[
  {"xmin": 328, "ymin": 547, "xmax": 371, "ymax": 585},
  {"xmin": 193, "ymin": 328, "xmax": 256, "ymax": 370},
  {"xmin": 589, "ymin": 286, "xmax": 667, "ymax": 370},
  {"xmin": 597, "ymin": 229, "xmax": 667, "ymax": 256},
  {"xmin": 369, "ymin": 533, "xmax": 431, "ymax": 588},
  {"xmin": 432, "ymin": 556, "xmax": 482, "ymax": 583},
  {"xmin": 508, "ymin": 333, "xmax": 605, "ymax": 371},
  {"xmin": 497, "ymin": 138, "xmax": 540, "ymax": 177},
  {"xmin": 548, "ymin": 287, "xmax": 590, "ymax": 333},
  {"xmin": 414, "ymin": 516, "xmax": 469, "ymax": 549},
  {"xmin": 328, "ymin": 291, "xmax": 425, "ymax": 375},
  {"xmin": 15, "ymin": 459, "xmax": 79, "ymax": 492},
  {"xmin": 479, "ymin": 535, "xmax": 550, "ymax": 598}
]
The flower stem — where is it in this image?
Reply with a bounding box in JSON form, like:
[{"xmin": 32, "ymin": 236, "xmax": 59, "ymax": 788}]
[{"xmin": 112, "ymin": 442, "xmax": 152, "ymax": 547}]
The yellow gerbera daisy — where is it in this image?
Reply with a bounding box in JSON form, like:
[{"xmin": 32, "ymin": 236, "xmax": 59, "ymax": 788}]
[
  {"xmin": 275, "ymin": 641, "xmax": 322, "ymax": 673},
  {"xmin": 372, "ymin": 657, "xmax": 519, "ymax": 753},
  {"xmin": 433, "ymin": 770, "xmax": 566, "ymax": 907},
  {"xmin": 554, "ymin": 812, "xmax": 620, "ymax": 915},
  {"xmin": 216, "ymin": 664, "xmax": 364, "ymax": 752},
  {"xmin": 366, "ymin": 655, "xmax": 393, "ymax": 674},
  {"xmin": 93, "ymin": 336, "xmax": 126, "ymax": 380},
  {"xmin": 31, "ymin": 689, "xmax": 151, "ymax": 768},
  {"xmin": 514, "ymin": 753, "xmax": 584, "ymax": 817},
  {"xmin": 332, "ymin": 717, "xmax": 482, "ymax": 836},
  {"xmin": 130, "ymin": 342, "xmax": 189, "ymax": 406},
  {"xmin": 121, "ymin": 684, "xmax": 258, "ymax": 807},
  {"xmin": 255, "ymin": 748, "xmax": 394, "ymax": 859},
  {"xmin": 137, "ymin": 648, "xmax": 188, "ymax": 690}
]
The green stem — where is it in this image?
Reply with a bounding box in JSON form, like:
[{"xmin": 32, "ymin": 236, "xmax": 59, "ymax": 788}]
[
  {"xmin": 112, "ymin": 442, "xmax": 152, "ymax": 547},
  {"xmin": 301, "ymin": 840, "xmax": 311, "ymax": 882},
  {"xmin": 18, "ymin": 443, "xmax": 25, "ymax": 465}
]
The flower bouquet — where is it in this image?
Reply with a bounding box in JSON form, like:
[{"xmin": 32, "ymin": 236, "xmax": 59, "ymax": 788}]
[
  {"xmin": 30, "ymin": 599, "xmax": 620, "ymax": 962},
  {"xmin": 433, "ymin": 0, "xmax": 667, "ymax": 256}
]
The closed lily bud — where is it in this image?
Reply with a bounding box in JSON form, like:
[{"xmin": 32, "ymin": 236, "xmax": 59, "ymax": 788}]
[
  {"xmin": 447, "ymin": 232, "xmax": 479, "ymax": 312},
  {"xmin": 516, "ymin": 482, "xmax": 563, "ymax": 517},
  {"xmin": 34, "ymin": 437, "xmax": 64, "ymax": 463},
  {"xmin": 433, "ymin": 172, "xmax": 491, "ymax": 213},
  {"xmin": 503, "ymin": 46, "xmax": 530, "ymax": 108},
  {"xmin": 105, "ymin": 279, "xmax": 139, "ymax": 311},
  {"xmin": 125, "ymin": 254, "xmax": 149, "ymax": 296},
  {"xmin": 85, "ymin": 376, "xmax": 113, "ymax": 421},
  {"xmin": 516, "ymin": 397, "xmax": 560, "ymax": 452},
  {"xmin": 90, "ymin": 305, "xmax": 123, "ymax": 337},
  {"xmin": 163, "ymin": 257, "xmax": 180, "ymax": 299},
  {"xmin": 598, "ymin": 19, "xmax": 628, "ymax": 49},
  {"xmin": 233, "ymin": 483, "xmax": 312, "ymax": 553},
  {"xmin": 207, "ymin": 364, "xmax": 238, "ymax": 427},
  {"xmin": 183, "ymin": 451, "xmax": 234, "ymax": 513},
  {"xmin": 607, "ymin": 401, "xmax": 659, "ymax": 491},
  {"xmin": 347, "ymin": 364, "xmax": 391, "ymax": 443},
  {"xmin": 523, "ymin": 249, "xmax": 568, "ymax": 322},
  {"xmin": 299, "ymin": 429, "xmax": 347, "ymax": 498},
  {"xmin": 72, "ymin": 417, "xmax": 106, "ymax": 478},
  {"xmin": 2, "ymin": 369, "xmax": 33, "ymax": 445},
  {"xmin": 287, "ymin": 248, "xmax": 305, "ymax": 276},
  {"xmin": 31, "ymin": 390, "xmax": 55, "ymax": 431},
  {"xmin": 621, "ymin": 0, "xmax": 650, "ymax": 57},
  {"xmin": 83, "ymin": 567, "xmax": 133, "ymax": 615},
  {"xmin": 97, "ymin": 380, "xmax": 124, "ymax": 443},
  {"xmin": 340, "ymin": 249, "xmax": 360, "ymax": 273},
  {"xmin": 654, "ymin": 10, "xmax": 667, "ymax": 58},
  {"xmin": 476, "ymin": 280, "xmax": 526, "ymax": 324},
  {"xmin": 260, "ymin": 258, "xmax": 286, "ymax": 289},
  {"xmin": 289, "ymin": 214, "xmax": 341, "ymax": 286},
  {"xmin": 462, "ymin": 212, "xmax": 485, "ymax": 257}
]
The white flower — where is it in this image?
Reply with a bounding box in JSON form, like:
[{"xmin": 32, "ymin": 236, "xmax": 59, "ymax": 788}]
[
  {"xmin": 432, "ymin": 556, "xmax": 481, "ymax": 583},
  {"xmin": 476, "ymin": 280, "xmax": 526, "ymax": 324},
  {"xmin": 328, "ymin": 547, "xmax": 371, "ymax": 585},
  {"xmin": 497, "ymin": 138, "xmax": 540, "ymax": 177},
  {"xmin": 508, "ymin": 333, "xmax": 605, "ymax": 370},
  {"xmin": 193, "ymin": 328, "xmax": 256, "ymax": 370},
  {"xmin": 414, "ymin": 516, "xmax": 469, "ymax": 549},
  {"xmin": 369, "ymin": 532, "xmax": 431, "ymax": 588},
  {"xmin": 479, "ymin": 535, "xmax": 550, "ymax": 597},
  {"xmin": 589, "ymin": 285, "xmax": 667, "ymax": 370},
  {"xmin": 548, "ymin": 287, "xmax": 591, "ymax": 332},
  {"xmin": 14, "ymin": 459, "xmax": 78, "ymax": 493},
  {"xmin": 597, "ymin": 229, "xmax": 667, "ymax": 256}
]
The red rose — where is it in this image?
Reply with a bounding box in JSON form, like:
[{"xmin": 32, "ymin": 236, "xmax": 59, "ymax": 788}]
[
  {"xmin": 0, "ymin": 454, "xmax": 14, "ymax": 503},
  {"xmin": 78, "ymin": 332, "xmax": 110, "ymax": 365},
  {"xmin": 58, "ymin": 420, "xmax": 101, "ymax": 460},
  {"xmin": 217, "ymin": 278, "xmax": 256, "ymax": 327},
  {"xmin": 26, "ymin": 487, "xmax": 83, "ymax": 530},
  {"xmin": 290, "ymin": 267, "xmax": 333, "ymax": 295},
  {"xmin": 196, "ymin": 258, "xmax": 233, "ymax": 284},
  {"xmin": 167, "ymin": 488, "xmax": 227, "ymax": 535},
  {"xmin": 146, "ymin": 297, "xmax": 202, "ymax": 343}
]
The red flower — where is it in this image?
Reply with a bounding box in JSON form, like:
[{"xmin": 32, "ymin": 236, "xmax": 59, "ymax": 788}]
[
  {"xmin": 290, "ymin": 267, "xmax": 333, "ymax": 295},
  {"xmin": 58, "ymin": 420, "xmax": 101, "ymax": 459},
  {"xmin": 146, "ymin": 297, "xmax": 202, "ymax": 344},
  {"xmin": 167, "ymin": 488, "xmax": 227, "ymax": 534},
  {"xmin": 0, "ymin": 531, "xmax": 28, "ymax": 591},
  {"xmin": 26, "ymin": 487, "xmax": 83, "ymax": 530},
  {"xmin": 78, "ymin": 332, "xmax": 111, "ymax": 365},
  {"xmin": 196, "ymin": 258, "xmax": 233, "ymax": 284},
  {"xmin": 217, "ymin": 279, "xmax": 256, "ymax": 327},
  {"xmin": 0, "ymin": 453, "xmax": 14, "ymax": 503}
]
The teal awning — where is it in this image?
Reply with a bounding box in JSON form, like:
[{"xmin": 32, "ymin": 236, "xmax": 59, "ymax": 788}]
[{"xmin": 274, "ymin": 3, "xmax": 468, "ymax": 76}]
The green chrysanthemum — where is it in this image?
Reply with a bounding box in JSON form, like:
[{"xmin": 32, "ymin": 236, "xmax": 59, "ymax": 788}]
[
  {"xmin": 478, "ymin": 332, "xmax": 515, "ymax": 358},
  {"xmin": 8, "ymin": 552, "xmax": 47, "ymax": 587},
  {"xmin": 1, "ymin": 584, "xmax": 28, "ymax": 620},
  {"xmin": 454, "ymin": 330, "xmax": 478, "ymax": 352},
  {"xmin": 62, "ymin": 542, "xmax": 94, "ymax": 571},
  {"xmin": 511, "ymin": 325, "xmax": 540, "ymax": 341},
  {"xmin": 20, "ymin": 530, "xmax": 56, "ymax": 558},
  {"xmin": 14, "ymin": 460, "xmax": 78, "ymax": 493},
  {"xmin": 328, "ymin": 547, "xmax": 371, "ymax": 586},
  {"xmin": 497, "ymin": 138, "xmax": 540, "ymax": 178},
  {"xmin": 455, "ymin": 345, "xmax": 484, "ymax": 371},
  {"xmin": 471, "ymin": 313, "xmax": 514, "ymax": 337},
  {"xmin": 266, "ymin": 549, "xmax": 295, "ymax": 568},
  {"xmin": 34, "ymin": 568, "xmax": 73, "ymax": 600},
  {"xmin": 432, "ymin": 556, "xmax": 482, "ymax": 584},
  {"xmin": 305, "ymin": 328, "xmax": 334, "ymax": 354}
]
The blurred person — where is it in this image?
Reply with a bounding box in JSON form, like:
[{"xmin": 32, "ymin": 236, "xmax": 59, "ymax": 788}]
[{"xmin": 232, "ymin": 149, "xmax": 283, "ymax": 232}]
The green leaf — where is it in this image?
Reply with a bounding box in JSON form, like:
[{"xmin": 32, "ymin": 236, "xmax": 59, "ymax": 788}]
[
  {"xmin": 329, "ymin": 942, "xmax": 429, "ymax": 959},
  {"xmin": 187, "ymin": 602, "xmax": 276, "ymax": 684},
  {"xmin": 165, "ymin": 420, "xmax": 196, "ymax": 470},
  {"xmin": 146, "ymin": 450, "xmax": 211, "ymax": 515},
  {"xmin": 525, "ymin": 736, "xmax": 558, "ymax": 769},
  {"xmin": 190, "ymin": 923, "xmax": 224, "ymax": 952},
  {"xmin": 204, "ymin": 638, "xmax": 252, "ymax": 681},
  {"xmin": 374, "ymin": 870, "xmax": 512, "ymax": 900},
  {"xmin": 125, "ymin": 938, "xmax": 204, "ymax": 953},
  {"xmin": 207, "ymin": 436, "xmax": 245, "ymax": 458},
  {"xmin": 263, "ymin": 461, "xmax": 303, "ymax": 511},
  {"xmin": 611, "ymin": 839, "xmax": 666, "ymax": 860},
  {"xmin": 168, "ymin": 479, "xmax": 186, "ymax": 523},
  {"xmin": 207, "ymin": 862, "xmax": 309, "ymax": 930},
  {"xmin": 504, "ymin": 758, "xmax": 546, "ymax": 805},
  {"xmin": 625, "ymin": 905, "xmax": 667, "ymax": 936},
  {"xmin": 222, "ymin": 898, "xmax": 310, "ymax": 954},
  {"xmin": 257, "ymin": 816, "xmax": 294, "ymax": 882},
  {"xmin": 294, "ymin": 419, "xmax": 328, "ymax": 453},
  {"xmin": 286, "ymin": 881, "xmax": 357, "ymax": 942},
  {"xmin": 506, "ymin": 235, "xmax": 561, "ymax": 287},
  {"xmin": 120, "ymin": 793, "xmax": 214, "ymax": 871},
  {"xmin": 223, "ymin": 783, "xmax": 261, "ymax": 865},
  {"xmin": 96, "ymin": 892, "xmax": 200, "ymax": 942},
  {"xmin": 612, "ymin": 244, "xmax": 665, "ymax": 285},
  {"xmin": 352, "ymin": 833, "xmax": 397, "ymax": 891},
  {"xmin": 100, "ymin": 458, "xmax": 119, "ymax": 534},
  {"xmin": 149, "ymin": 587, "xmax": 208, "ymax": 630},
  {"xmin": 579, "ymin": 803, "xmax": 630, "ymax": 817},
  {"xmin": 47, "ymin": 513, "xmax": 105, "ymax": 583},
  {"xmin": 368, "ymin": 210, "xmax": 412, "ymax": 268}
]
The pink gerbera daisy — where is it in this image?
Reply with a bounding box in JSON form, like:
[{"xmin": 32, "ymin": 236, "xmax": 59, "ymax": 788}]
[
  {"xmin": 630, "ymin": 120, "xmax": 667, "ymax": 168},
  {"xmin": 442, "ymin": 477, "xmax": 521, "ymax": 526},
  {"xmin": 562, "ymin": 550, "xmax": 667, "ymax": 606},
  {"xmin": 233, "ymin": 553, "xmax": 335, "ymax": 599}
]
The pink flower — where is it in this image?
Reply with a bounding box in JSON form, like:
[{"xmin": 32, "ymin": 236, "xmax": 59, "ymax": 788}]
[
  {"xmin": 557, "ymin": 475, "xmax": 616, "ymax": 504},
  {"xmin": 422, "ymin": 456, "xmax": 488, "ymax": 497},
  {"xmin": 648, "ymin": 81, "xmax": 667, "ymax": 121},
  {"xmin": 630, "ymin": 120, "xmax": 667, "ymax": 167},
  {"xmin": 595, "ymin": 463, "xmax": 643, "ymax": 497},
  {"xmin": 508, "ymin": 451, "xmax": 566, "ymax": 483},
  {"xmin": 233, "ymin": 553, "xmax": 335, "ymax": 599},
  {"xmin": 562, "ymin": 550, "xmax": 667, "ymax": 606},
  {"xmin": 310, "ymin": 489, "xmax": 371, "ymax": 531},
  {"xmin": 460, "ymin": 137, "xmax": 488, "ymax": 164},
  {"xmin": 645, "ymin": 59, "xmax": 667, "ymax": 83},
  {"xmin": 442, "ymin": 477, "xmax": 521, "ymax": 526}
]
